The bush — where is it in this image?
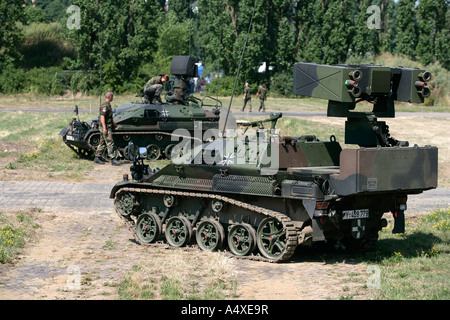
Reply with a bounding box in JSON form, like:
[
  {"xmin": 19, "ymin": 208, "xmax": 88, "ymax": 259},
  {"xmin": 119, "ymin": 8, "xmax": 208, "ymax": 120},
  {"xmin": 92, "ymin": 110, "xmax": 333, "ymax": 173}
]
[
  {"xmin": 70, "ymin": 70, "xmax": 100, "ymax": 95},
  {"xmin": 20, "ymin": 23, "xmax": 75, "ymax": 69},
  {"xmin": 102, "ymin": 61, "xmax": 122, "ymax": 93},
  {"xmin": 26, "ymin": 67, "xmax": 68, "ymax": 95},
  {"xmin": 269, "ymin": 71, "xmax": 294, "ymax": 97},
  {"xmin": 205, "ymin": 76, "xmax": 243, "ymax": 96},
  {"xmin": 0, "ymin": 224, "xmax": 25, "ymax": 263},
  {"xmin": 0, "ymin": 66, "xmax": 72, "ymax": 95},
  {"xmin": 0, "ymin": 66, "xmax": 27, "ymax": 94}
]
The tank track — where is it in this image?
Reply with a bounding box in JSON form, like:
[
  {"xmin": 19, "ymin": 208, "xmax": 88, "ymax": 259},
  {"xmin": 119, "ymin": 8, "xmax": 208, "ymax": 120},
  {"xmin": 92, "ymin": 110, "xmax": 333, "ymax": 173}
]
[
  {"xmin": 112, "ymin": 130, "xmax": 203, "ymax": 142},
  {"xmin": 62, "ymin": 136, "xmax": 95, "ymax": 159},
  {"xmin": 63, "ymin": 130, "xmax": 200, "ymax": 160},
  {"xmin": 114, "ymin": 187, "xmax": 298, "ymax": 263},
  {"xmin": 113, "ymin": 131, "xmax": 203, "ymax": 160}
]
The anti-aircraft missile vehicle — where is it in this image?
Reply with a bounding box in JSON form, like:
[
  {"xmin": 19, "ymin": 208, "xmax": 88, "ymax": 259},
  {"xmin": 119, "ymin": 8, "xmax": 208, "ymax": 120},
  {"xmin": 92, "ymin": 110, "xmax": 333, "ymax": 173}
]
[
  {"xmin": 110, "ymin": 62, "xmax": 437, "ymax": 262},
  {"xmin": 59, "ymin": 56, "xmax": 221, "ymax": 161}
]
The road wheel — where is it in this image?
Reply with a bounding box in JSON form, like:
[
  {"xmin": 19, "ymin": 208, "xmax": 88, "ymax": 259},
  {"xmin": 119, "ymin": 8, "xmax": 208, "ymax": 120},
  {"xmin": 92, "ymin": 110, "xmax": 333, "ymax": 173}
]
[
  {"xmin": 256, "ymin": 217, "xmax": 287, "ymax": 260},
  {"xmin": 196, "ymin": 219, "xmax": 225, "ymax": 252},
  {"xmin": 228, "ymin": 223, "xmax": 256, "ymax": 256},
  {"xmin": 146, "ymin": 144, "xmax": 161, "ymax": 161},
  {"xmin": 135, "ymin": 212, "xmax": 162, "ymax": 244},
  {"xmin": 165, "ymin": 216, "xmax": 192, "ymax": 247},
  {"xmin": 115, "ymin": 192, "xmax": 138, "ymax": 218}
]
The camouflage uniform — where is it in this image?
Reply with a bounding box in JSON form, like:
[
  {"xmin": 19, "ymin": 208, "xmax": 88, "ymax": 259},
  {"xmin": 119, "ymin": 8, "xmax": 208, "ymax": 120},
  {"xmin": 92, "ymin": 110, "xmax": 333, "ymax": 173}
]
[
  {"xmin": 144, "ymin": 76, "xmax": 165, "ymax": 104},
  {"xmin": 241, "ymin": 84, "xmax": 252, "ymax": 112},
  {"xmin": 167, "ymin": 77, "xmax": 191, "ymax": 105},
  {"xmin": 174, "ymin": 78, "xmax": 191, "ymax": 104},
  {"xmin": 257, "ymin": 86, "xmax": 267, "ymax": 112},
  {"xmin": 95, "ymin": 101, "xmax": 116, "ymax": 160}
]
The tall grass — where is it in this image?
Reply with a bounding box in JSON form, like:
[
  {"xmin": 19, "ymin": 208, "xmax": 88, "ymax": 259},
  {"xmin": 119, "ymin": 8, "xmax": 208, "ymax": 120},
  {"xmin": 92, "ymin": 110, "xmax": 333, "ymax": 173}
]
[{"xmin": 20, "ymin": 22, "xmax": 76, "ymax": 69}]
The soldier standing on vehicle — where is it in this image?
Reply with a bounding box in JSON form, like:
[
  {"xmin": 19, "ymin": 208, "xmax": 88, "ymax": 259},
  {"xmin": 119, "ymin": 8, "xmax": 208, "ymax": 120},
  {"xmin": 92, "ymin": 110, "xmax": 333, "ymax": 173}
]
[
  {"xmin": 167, "ymin": 75, "xmax": 191, "ymax": 105},
  {"xmin": 143, "ymin": 74, "xmax": 169, "ymax": 104},
  {"xmin": 94, "ymin": 92, "xmax": 121, "ymax": 166},
  {"xmin": 241, "ymin": 82, "xmax": 252, "ymax": 112},
  {"xmin": 256, "ymin": 84, "xmax": 267, "ymax": 112}
]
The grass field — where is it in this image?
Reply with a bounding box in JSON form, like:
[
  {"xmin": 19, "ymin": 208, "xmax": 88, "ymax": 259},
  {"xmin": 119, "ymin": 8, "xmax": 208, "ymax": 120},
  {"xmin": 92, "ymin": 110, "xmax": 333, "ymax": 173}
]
[
  {"xmin": 0, "ymin": 111, "xmax": 96, "ymax": 181},
  {"xmin": 1, "ymin": 91, "xmax": 449, "ymax": 113},
  {"xmin": 367, "ymin": 208, "xmax": 450, "ymax": 300}
]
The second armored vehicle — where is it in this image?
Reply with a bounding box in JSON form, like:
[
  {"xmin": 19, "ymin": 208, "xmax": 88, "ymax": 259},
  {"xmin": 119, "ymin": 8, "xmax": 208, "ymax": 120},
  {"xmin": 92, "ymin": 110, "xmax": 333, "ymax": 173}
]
[
  {"xmin": 110, "ymin": 62, "xmax": 437, "ymax": 262},
  {"xmin": 59, "ymin": 56, "xmax": 221, "ymax": 161}
]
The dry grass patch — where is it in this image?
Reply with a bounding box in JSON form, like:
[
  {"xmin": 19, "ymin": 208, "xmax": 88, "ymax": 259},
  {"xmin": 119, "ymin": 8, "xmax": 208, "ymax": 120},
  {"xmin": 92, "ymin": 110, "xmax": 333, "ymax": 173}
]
[{"xmin": 117, "ymin": 249, "xmax": 238, "ymax": 300}]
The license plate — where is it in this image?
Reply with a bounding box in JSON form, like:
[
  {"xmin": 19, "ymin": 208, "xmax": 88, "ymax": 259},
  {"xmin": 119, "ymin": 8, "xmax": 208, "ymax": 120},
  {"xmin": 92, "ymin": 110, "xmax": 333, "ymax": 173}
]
[
  {"xmin": 66, "ymin": 135, "xmax": 74, "ymax": 141},
  {"xmin": 342, "ymin": 209, "xmax": 369, "ymax": 220}
]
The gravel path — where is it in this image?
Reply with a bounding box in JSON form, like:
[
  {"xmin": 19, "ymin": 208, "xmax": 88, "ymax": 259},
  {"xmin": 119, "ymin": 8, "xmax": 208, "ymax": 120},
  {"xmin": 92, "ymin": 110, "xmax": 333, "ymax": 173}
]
[{"xmin": 0, "ymin": 180, "xmax": 448, "ymax": 215}]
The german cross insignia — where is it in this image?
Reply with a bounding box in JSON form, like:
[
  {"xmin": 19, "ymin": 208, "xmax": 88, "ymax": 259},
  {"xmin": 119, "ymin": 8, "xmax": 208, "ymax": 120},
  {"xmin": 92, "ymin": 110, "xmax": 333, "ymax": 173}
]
[
  {"xmin": 161, "ymin": 109, "xmax": 170, "ymax": 117},
  {"xmin": 218, "ymin": 152, "xmax": 235, "ymax": 166}
]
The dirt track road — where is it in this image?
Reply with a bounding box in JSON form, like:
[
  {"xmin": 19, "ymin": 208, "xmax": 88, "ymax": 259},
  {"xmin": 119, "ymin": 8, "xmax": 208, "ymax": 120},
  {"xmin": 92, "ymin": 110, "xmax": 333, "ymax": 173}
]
[{"xmin": 0, "ymin": 179, "xmax": 448, "ymax": 300}]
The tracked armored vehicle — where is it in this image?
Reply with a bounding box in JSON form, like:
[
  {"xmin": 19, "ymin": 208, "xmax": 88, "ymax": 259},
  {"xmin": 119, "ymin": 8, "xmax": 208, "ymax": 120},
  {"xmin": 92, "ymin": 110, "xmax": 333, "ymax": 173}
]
[
  {"xmin": 59, "ymin": 56, "xmax": 221, "ymax": 161},
  {"xmin": 110, "ymin": 62, "xmax": 437, "ymax": 262}
]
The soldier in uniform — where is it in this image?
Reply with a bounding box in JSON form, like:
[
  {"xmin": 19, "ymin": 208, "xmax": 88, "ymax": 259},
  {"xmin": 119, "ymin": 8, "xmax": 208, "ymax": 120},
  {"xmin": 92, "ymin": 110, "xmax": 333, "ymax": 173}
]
[
  {"xmin": 256, "ymin": 84, "xmax": 267, "ymax": 112},
  {"xmin": 143, "ymin": 74, "xmax": 169, "ymax": 104},
  {"xmin": 167, "ymin": 76, "xmax": 191, "ymax": 105},
  {"xmin": 241, "ymin": 82, "xmax": 252, "ymax": 112},
  {"xmin": 94, "ymin": 92, "xmax": 121, "ymax": 166}
]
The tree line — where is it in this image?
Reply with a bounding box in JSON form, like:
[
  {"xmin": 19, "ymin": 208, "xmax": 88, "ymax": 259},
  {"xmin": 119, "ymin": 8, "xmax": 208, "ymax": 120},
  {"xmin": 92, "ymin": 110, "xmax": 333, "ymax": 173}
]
[{"xmin": 0, "ymin": 0, "xmax": 449, "ymax": 97}]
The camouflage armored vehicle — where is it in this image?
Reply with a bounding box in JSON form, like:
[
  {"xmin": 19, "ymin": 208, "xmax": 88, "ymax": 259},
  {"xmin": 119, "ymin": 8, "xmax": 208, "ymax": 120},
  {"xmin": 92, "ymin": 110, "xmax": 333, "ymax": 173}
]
[
  {"xmin": 59, "ymin": 105, "xmax": 101, "ymax": 159},
  {"xmin": 110, "ymin": 62, "xmax": 437, "ymax": 262},
  {"xmin": 59, "ymin": 56, "xmax": 221, "ymax": 161}
]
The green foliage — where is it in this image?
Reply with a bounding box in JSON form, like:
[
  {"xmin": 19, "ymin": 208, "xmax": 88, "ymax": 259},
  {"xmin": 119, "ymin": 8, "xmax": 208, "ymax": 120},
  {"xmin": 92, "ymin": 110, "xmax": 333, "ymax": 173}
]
[
  {"xmin": 274, "ymin": 17, "xmax": 296, "ymax": 73},
  {"xmin": 102, "ymin": 61, "xmax": 122, "ymax": 93},
  {"xmin": 0, "ymin": 66, "xmax": 27, "ymax": 94},
  {"xmin": 24, "ymin": 6, "xmax": 49, "ymax": 24},
  {"xmin": 394, "ymin": 0, "xmax": 418, "ymax": 58},
  {"xmin": 416, "ymin": 0, "xmax": 450, "ymax": 69},
  {"xmin": 0, "ymin": 66, "xmax": 94, "ymax": 96},
  {"xmin": 0, "ymin": 0, "xmax": 27, "ymax": 70},
  {"xmin": 295, "ymin": 0, "xmax": 325, "ymax": 64},
  {"xmin": 35, "ymin": 0, "xmax": 70, "ymax": 22},
  {"xmin": 421, "ymin": 208, "xmax": 450, "ymax": 232},
  {"xmin": 206, "ymin": 76, "xmax": 243, "ymax": 96},
  {"xmin": 1, "ymin": 0, "xmax": 449, "ymax": 98},
  {"xmin": 0, "ymin": 209, "xmax": 40, "ymax": 264},
  {"xmin": 0, "ymin": 224, "xmax": 25, "ymax": 263},
  {"xmin": 351, "ymin": 0, "xmax": 381, "ymax": 57},
  {"xmin": 149, "ymin": 11, "xmax": 192, "ymax": 75},
  {"xmin": 64, "ymin": 0, "xmax": 164, "ymax": 80},
  {"xmin": 20, "ymin": 23, "xmax": 76, "ymax": 68},
  {"xmin": 117, "ymin": 250, "xmax": 238, "ymax": 300},
  {"xmin": 0, "ymin": 66, "xmax": 69, "ymax": 95},
  {"xmin": 26, "ymin": 67, "xmax": 67, "ymax": 95},
  {"xmin": 321, "ymin": 0, "xmax": 353, "ymax": 64},
  {"xmin": 269, "ymin": 71, "xmax": 294, "ymax": 98},
  {"xmin": 70, "ymin": 71, "xmax": 100, "ymax": 95}
]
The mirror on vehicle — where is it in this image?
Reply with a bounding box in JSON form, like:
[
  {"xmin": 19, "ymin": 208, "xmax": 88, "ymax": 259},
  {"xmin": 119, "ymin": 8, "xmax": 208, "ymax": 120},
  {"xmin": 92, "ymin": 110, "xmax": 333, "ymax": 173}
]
[{"xmin": 139, "ymin": 147, "xmax": 147, "ymax": 159}]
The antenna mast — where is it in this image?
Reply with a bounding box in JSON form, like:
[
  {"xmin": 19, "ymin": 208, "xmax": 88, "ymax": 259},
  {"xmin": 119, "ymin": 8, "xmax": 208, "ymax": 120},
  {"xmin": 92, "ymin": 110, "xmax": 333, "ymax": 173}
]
[
  {"xmin": 99, "ymin": 0, "xmax": 103, "ymax": 106},
  {"xmin": 221, "ymin": 0, "xmax": 258, "ymax": 136}
]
